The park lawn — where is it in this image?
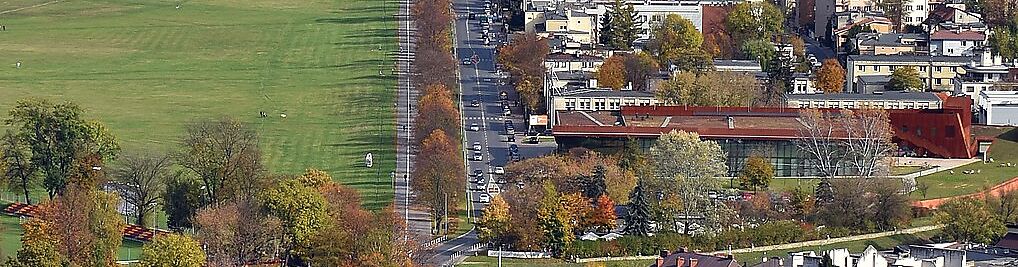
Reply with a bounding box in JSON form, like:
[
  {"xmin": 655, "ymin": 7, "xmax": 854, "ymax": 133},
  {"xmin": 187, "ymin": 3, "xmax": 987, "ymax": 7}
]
[
  {"xmin": 460, "ymin": 256, "xmax": 655, "ymax": 267},
  {"xmin": 0, "ymin": 0, "xmax": 397, "ymax": 209},
  {"xmin": 0, "ymin": 215, "xmax": 145, "ymax": 260},
  {"xmin": 914, "ymin": 138, "xmax": 1018, "ymax": 200},
  {"xmin": 735, "ymin": 230, "xmax": 940, "ymax": 265}
]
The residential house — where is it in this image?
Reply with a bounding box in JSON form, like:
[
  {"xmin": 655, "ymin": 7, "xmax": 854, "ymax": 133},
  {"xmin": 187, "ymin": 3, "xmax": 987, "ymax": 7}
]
[
  {"xmin": 785, "ymin": 91, "xmax": 945, "ymax": 109},
  {"xmin": 953, "ymin": 49, "xmax": 1014, "ymax": 107},
  {"xmin": 778, "ymin": 245, "xmax": 967, "ymax": 267},
  {"xmin": 846, "ymin": 54, "xmax": 973, "ymax": 92},
  {"xmin": 652, "ymin": 249, "xmax": 739, "ymax": 267},
  {"xmin": 544, "ymin": 52, "xmax": 604, "ymax": 73},
  {"xmin": 929, "ymin": 30, "xmax": 985, "ymax": 56},
  {"xmin": 525, "ymin": 8, "xmax": 598, "ymax": 47},
  {"xmin": 831, "ymin": 13, "xmax": 894, "ymax": 52},
  {"xmin": 924, "ymin": 4, "xmax": 984, "ymax": 33},
  {"xmin": 854, "ymin": 32, "xmax": 928, "ymax": 55}
]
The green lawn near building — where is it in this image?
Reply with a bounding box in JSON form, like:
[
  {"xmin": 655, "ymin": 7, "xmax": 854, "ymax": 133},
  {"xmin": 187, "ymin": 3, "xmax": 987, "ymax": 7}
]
[
  {"xmin": 914, "ymin": 137, "xmax": 1018, "ymax": 200},
  {"xmin": 0, "ymin": 0, "xmax": 397, "ymax": 209}
]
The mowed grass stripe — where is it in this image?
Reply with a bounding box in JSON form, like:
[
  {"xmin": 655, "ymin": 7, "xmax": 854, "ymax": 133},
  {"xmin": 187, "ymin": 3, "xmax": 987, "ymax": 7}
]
[{"xmin": 0, "ymin": 0, "xmax": 396, "ymax": 211}]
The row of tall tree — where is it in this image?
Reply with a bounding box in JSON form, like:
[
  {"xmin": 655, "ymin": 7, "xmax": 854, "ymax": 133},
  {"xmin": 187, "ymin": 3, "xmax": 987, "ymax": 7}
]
[
  {"xmin": 413, "ymin": 0, "xmax": 457, "ymax": 89},
  {"xmin": 410, "ymin": 0, "xmax": 466, "ymax": 236}
]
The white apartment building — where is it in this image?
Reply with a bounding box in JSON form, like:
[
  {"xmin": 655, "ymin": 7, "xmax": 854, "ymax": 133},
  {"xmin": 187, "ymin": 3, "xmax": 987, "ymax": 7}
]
[{"xmin": 953, "ymin": 50, "xmax": 1011, "ymax": 107}]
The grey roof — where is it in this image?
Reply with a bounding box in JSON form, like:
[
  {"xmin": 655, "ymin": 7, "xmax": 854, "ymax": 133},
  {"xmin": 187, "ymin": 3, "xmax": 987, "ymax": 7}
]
[
  {"xmin": 570, "ymin": 10, "xmax": 589, "ymax": 17},
  {"xmin": 849, "ymin": 54, "xmax": 975, "ymax": 63},
  {"xmin": 857, "ymin": 33, "xmax": 927, "ymax": 47},
  {"xmin": 857, "ymin": 75, "xmax": 891, "ymax": 84},
  {"xmin": 546, "ymin": 12, "xmax": 567, "ymax": 20},
  {"xmin": 713, "ymin": 60, "xmax": 761, "ymax": 68},
  {"xmin": 786, "ymin": 91, "xmax": 942, "ymax": 101},
  {"xmin": 554, "ymin": 71, "xmax": 595, "ymax": 80},
  {"xmin": 555, "ymin": 88, "xmax": 655, "ymax": 98}
]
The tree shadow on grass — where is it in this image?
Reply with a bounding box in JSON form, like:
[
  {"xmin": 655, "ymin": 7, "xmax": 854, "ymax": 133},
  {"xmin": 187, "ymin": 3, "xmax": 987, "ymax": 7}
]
[{"xmin": 315, "ymin": 16, "xmax": 390, "ymax": 25}]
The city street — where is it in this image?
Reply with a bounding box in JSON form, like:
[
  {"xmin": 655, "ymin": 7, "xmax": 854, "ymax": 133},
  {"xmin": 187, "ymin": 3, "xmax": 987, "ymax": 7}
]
[{"xmin": 425, "ymin": 0, "xmax": 555, "ymax": 264}]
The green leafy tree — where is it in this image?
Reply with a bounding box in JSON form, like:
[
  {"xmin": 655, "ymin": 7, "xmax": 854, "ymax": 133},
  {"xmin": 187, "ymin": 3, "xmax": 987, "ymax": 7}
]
[
  {"xmin": 650, "ymin": 130, "xmax": 728, "ymax": 182},
  {"xmin": 647, "ymin": 14, "xmax": 704, "ymax": 70},
  {"xmin": 139, "ymin": 234, "xmax": 207, "ymax": 267},
  {"xmin": 886, "ymin": 66, "xmax": 923, "ymax": 91},
  {"xmin": 604, "ymin": 0, "xmax": 641, "ymax": 49},
  {"xmin": 624, "ymin": 181, "xmax": 653, "ymax": 236},
  {"xmin": 598, "ymin": 12, "xmax": 614, "ymax": 46},
  {"xmin": 163, "ymin": 173, "xmax": 203, "ymax": 231},
  {"xmin": 989, "ymin": 26, "xmax": 1018, "ymax": 59},
  {"xmin": 741, "ymin": 39, "xmax": 776, "ymax": 71},
  {"xmin": 726, "ymin": 2, "xmax": 784, "ymax": 43},
  {"xmin": 260, "ymin": 170, "xmax": 331, "ymax": 260},
  {"xmin": 5, "ymin": 99, "xmax": 120, "ymax": 199},
  {"xmin": 1, "ymin": 130, "xmax": 37, "ymax": 204},
  {"xmin": 739, "ymin": 155, "xmax": 774, "ymax": 191},
  {"xmin": 582, "ymin": 165, "xmax": 608, "ymax": 200},
  {"xmin": 648, "ymin": 130, "xmax": 732, "ymax": 234},
  {"xmin": 537, "ymin": 180, "xmax": 572, "ymax": 256},
  {"xmin": 937, "ymin": 198, "xmax": 1007, "ymax": 244}
]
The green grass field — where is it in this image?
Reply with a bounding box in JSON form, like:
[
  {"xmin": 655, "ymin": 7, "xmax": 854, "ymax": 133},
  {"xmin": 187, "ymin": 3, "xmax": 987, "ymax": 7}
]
[
  {"xmin": 914, "ymin": 138, "xmax": 1018, "ymax": 200},
  {"xmin": 0, "ymin": 0, "xmax": 397, "ymax": 209}
]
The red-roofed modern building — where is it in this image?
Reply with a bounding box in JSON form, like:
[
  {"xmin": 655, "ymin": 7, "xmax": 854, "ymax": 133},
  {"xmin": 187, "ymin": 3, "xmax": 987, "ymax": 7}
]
[
  {"xmin": 930, "ymin": 30, "xmax": 985, "ymax": 56},
  {"xmin": 552, "ymin": 96, "xmax": 975, "ymax": 176}
]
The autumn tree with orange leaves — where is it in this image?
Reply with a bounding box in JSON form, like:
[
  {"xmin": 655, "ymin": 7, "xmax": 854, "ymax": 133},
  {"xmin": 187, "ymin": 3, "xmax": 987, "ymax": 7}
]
[
  {"xmin": 498, "ymin": 32, "xmax": 549, "ymax": 112},
  {"xmin": 415, "ymin": 84, "xmax": 461, "ymax": 145},
  {"xmin": 412, "ymin": 129, "xmax": 465, "ymax": 234},
  {"xmin": 816, "ymin": 59, "xmax": 846, "ymax": 93}
]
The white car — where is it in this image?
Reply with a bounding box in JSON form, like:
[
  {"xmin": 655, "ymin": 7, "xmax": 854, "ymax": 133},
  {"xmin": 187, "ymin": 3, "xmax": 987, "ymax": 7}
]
[
  {"xmin": 473, "ymin": 152, "xmax": 483, "ymax": 161},
  {"xmin": 472, "ymin": 142, "xmax": 482, "ymax": 151},
  {"xmin": 476, "ymin": 183, "xmax": 486, "ymax": 190},
  {"xmin": 494, "ymin": 166, "xmax": 505, "ymax": 175},
  {"xmin": 469, "ymin": 123, "xmax": 480, "ymax": 131},
  {"xmin": 478, "ymin": 193, "xmax": 491, "ymax": 203}
]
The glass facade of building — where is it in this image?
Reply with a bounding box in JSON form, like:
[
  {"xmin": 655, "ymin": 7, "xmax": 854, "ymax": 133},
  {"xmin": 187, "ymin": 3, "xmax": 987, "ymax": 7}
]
[{"xmin": 555, "ymin": 136, "xmax": 846, "ymax": 177}]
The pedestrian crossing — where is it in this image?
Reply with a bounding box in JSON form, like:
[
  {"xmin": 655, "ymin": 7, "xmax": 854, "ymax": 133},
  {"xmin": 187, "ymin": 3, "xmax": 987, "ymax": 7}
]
[{"xmin": 463, "ymin": 116, "xmax": 509, "ymax": 121}]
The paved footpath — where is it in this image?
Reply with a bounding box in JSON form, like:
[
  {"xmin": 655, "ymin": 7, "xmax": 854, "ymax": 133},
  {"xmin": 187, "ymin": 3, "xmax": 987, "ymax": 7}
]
[{"xmin": 394, "ymin": 0, "xmax": 435, "ymax": 241}]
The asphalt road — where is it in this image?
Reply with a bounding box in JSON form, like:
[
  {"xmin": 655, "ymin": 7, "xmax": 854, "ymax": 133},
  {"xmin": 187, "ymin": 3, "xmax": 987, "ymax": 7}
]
[{"xmin": 425, "ymin": 0, "xmax": 556, "ymax": 264}]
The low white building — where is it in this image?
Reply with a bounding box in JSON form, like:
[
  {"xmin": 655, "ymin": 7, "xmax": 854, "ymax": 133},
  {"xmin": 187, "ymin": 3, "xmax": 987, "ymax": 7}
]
[
  {"xmin": 979, "ymin": 91, "xmax": 1018, "ymax": 126},
  {"xmin": 930, "ymin": 30, "xmax": 985, "ymax": 56},
  {"xmin": 791, "ymin": 73, "xmax": 819, "ymax": 94}
]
